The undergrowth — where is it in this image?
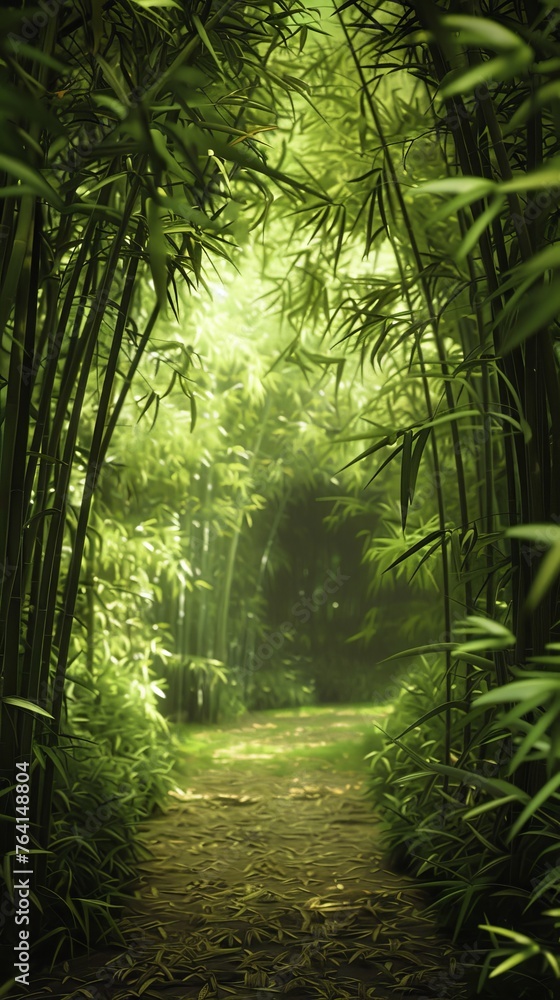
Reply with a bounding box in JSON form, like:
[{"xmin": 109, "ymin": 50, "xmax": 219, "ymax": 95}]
[{"xmin": 366, "ymin": 657, "xmax": 560, "ymax": 998}]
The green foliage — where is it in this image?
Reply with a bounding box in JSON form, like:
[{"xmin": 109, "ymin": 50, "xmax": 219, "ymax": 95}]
[
  {"xmin": 41, "ymin": 745, "xmax": 163, "ymax": 961},
  {"xmin": 280, "ymin": 1, "xmax": 560, "ymax": 993},
  {"xmin": 366, "ymin": 652, "xmax": 560, "ymax": 996},
  {"xmin": 0, "ymin": 0, "xmax": 326, "ymax": 966},
  {"xmin": 244, "ymin": 662, "xmax": 315, "ymax": 712},
  {"xmin": 2, "ymin": 0, "xmax": 560, "ymax": 989}
]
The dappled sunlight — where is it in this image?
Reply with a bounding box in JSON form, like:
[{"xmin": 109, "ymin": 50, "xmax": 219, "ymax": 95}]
[
  {"xmin": 101, "ymin": 710, "xmax": 462, "ymax": 1000},
  {"xmin": 213, "ymin": 740, "xmax": 330, "ymax": 760}
]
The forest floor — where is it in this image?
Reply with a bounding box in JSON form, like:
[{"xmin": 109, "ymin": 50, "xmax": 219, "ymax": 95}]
[{"xmin": 22, "ymin": 706, "xmax": 467, "ymax": 1000}]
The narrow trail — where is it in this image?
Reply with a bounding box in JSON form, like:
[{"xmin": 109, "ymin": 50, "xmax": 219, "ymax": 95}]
[{"xmin": 28, "ymin": 707, "xmax": 465, "ymax": 1000}]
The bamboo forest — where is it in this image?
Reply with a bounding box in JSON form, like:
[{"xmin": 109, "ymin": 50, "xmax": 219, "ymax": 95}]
[{"xmin": 3, "ymin": 0, "xmax": 560, "ymax": 997}]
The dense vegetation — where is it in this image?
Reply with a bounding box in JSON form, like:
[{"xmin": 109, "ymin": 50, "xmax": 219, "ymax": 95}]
[{"xmin": 1, "ymin": 0, "xmax": 560, "ymax": 997}]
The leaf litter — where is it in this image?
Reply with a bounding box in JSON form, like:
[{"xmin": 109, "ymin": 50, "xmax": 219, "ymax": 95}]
[{"xmin": 24, "ymin": 708, "xmax": 466, "ymax": 999}]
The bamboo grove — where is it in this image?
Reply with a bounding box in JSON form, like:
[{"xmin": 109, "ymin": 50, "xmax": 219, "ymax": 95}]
[
  {"xmin": 328, "ymin": 1, "xmax": 560, "ymax": 991},
  {"xmin": 1, "ymin": 0, "xmax": 560, "ymax": 996},
  {"xmin": 0, "ymin": 0, "xmax": 322, "ymax": 954}
]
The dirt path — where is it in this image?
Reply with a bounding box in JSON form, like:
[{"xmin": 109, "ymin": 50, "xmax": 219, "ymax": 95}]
[{"xmin": 25, "ymin": 707, "xmax": 464, "ymax": 999}]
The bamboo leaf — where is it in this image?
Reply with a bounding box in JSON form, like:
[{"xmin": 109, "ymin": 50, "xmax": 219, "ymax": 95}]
[
  {"xmin": 339, "ymin": 436, "xmax": 394, "ymax": 472},
  {"xmin": 507, "ymin": 771, "xmax": 560, "ymax": 841},
  {"xmin": 192, "ymin": 14, "xmax": 222, "ymax": 70},
  {"xmin": 463, "ymin": 794, "xmax": 521, "ymax": 820},
  {"xmin": 393, "ymin": 700, "xmax": 468, "ymax": 740},
  {"xmin": 381, "ymin": 642, "xmax": 457, "ymax": 662},
  {"xmin": 507, "ymin": 524, "xmax": 560, "ymax": 545},
  {"xmin": 383, "ymin": 529, "xmax": 445, "ymax": 573},
  {"xmin": 501, "ymin": 277, "xmax": 560, "ymax": 352},
  {"xmin": 146, "ymin": 198, "xmax": 168, "ymax": 311},
  {"xmin": 460, "ymin": 614, "xmax": 502, "ymax": 640},
  {"xmin": 428, "ymin": 184, "xmax": 498, "ymax": 224},
  {"xmin": 400, "ymin": 430, "xmax": 413, "ymax": 529},
  {"xmin": 413, "ymin": 177, "xmax": 495, "ymax": 198},
  {"xmin": 441, "ymin": 49, "xmax": 532, "ymax": 99},
  {"xmin": 91, "ymin": 0, "xmax": 104, "ymax": 54},
  {"xmin": 95, "ymin": 54, "xmax": 131, "ymax": 106},
  {"xmin": 502, "ymin": 161, "xmax": 560, "ymax": 193},
  {"xmin": 488, "ymin": 946, "xmax": 540, "ymax": 977},
  {"xmin": 455, "ymin": 196, "xmax": 506, "ymax": 262},
  {"xmin": 408, "ymin": 428, "xmax": 430, "ymax": 502},
  {"xmin": 508, "ymin": 80, "xmax": 560, "ymax": 132},
  {"xmin": 506, "ymin": 703, "xmax": 560, "ymax": 774},
  {"xmin": 525, "ymin": 541, "xmax": 560, "ymax": 611},
  {"xmin": 478, "ymin": 924, "xmax": 535, "ymax": 945},
  {"xmin": 474, "ymin": 678, "xmax": 560, "ymax": 707},
  {"xmin": 190, "ymin": 394, "xmax": 197, "ymax": 432},
  {"xmin": 0, "ymin": 155, "xmax": 63, "ymax": 209},
  {"xmin": 440, "ymin": 14, "xmax": 532, "ymax": 52},
  {"xmin": 2, "ymin": 697, "xmax": 54, "ymax": 719}
]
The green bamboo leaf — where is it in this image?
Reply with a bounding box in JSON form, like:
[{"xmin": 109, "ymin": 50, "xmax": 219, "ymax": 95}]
[
  {"xmin": 408, "ymin": 536, "xmax": 445, "ymax": 584},
  {"xmin": 506, "ymin": 703, "xmax": 560, "ymax": 774},
  {"xmin": 0, "ymin": 155, "xmax": 62, "ymax": 209},
  {"xmin": 455, "ymin": 196, "xmax": 506, "ymax": 262},
  {"xmin": 455, "ymin": 637, "xmax": 514, "ymax": 653},
  {"xmin": 452, "ymin": 652, "xmax": 498, "ymax": 669},
  {"xmin": 400, "ymin": 429, "xmax": 413, "ymax": 530},
  {"xmin": 40, "ymin": 745, "xmax": 68, "ymax": 784},
  {"xmin": 508, "ymin": 81, "xmax": 560, "ymax": 131},
  {"xmin": 507, "ymin": 771, "xmax": 560, "ymax": 841},
  {"xmin": 463, "ymin": 793, "xmax": 521, "ymax": 820},
  {"xmin": 192, "ymin": 14, "xmax": 222, "ymax": 69},
  {"xmin": 478, "ymin": 924, "xmax": 534, "ymax": 944},
  {"xmin": 393, "ymin": 700, "xmax": 468, "ymax": 740},
  {"xmin": 488, "ymin": 946, "xmax": 540, "ymax": 978},
  {"xmin": 474, "ymin": 678, "xmax": 560, "ymax": 707},
  {"xmin": 520, "ymin": 243, "xmax": 560, "ymax": 278},
  {"xmin": 501, "ymin": 279, "xmax": 560, "ymax": 352},
  {"xmin": 507, "ymin": 524, "xmax": 560, "ymax": 544},
  {"xmin": 61, "ymin": 202, "xmax": 122, "ymax": 222},
  {"xmin": 158, "ymin": 196, "xmax": 221, "ymax": 232},
  {"xmin": 383, "ymin": 528, "xmax": 445, "ymax": 573},
  {"xmin": 525, "ymin": 541, "xmax": 560, "ymax": 611},
  {"xmin": 441, "ymin": 49, "xmax": 532, "ymax": 99},
  {"xmin": 422, "ymin": 408, "xmax": 482, "ymax": 431},
  {"xmin": 95, "ymin": 54, "xmax": 131, "ymax": 106},
  {"xmin": 190, "ymin": 394, "xmax": 197, "ymax": 432},
  {"xmin": 409, "ymin": 428, "xmax": 430, "ymax": 503},
  {"xmin": 542, "ymin": 950, "xmax": 560, "ymax": 977},
  {"xmin": 363, "ymin": 442, "xmax": 405, "ymax": 489},
  {"xmin": 413, "ymin": 176, "xmax": 495, "ymax": 199},
  {"xmin": 339, "ymin": 436, "xmax": 393, "ymax": 472},
  {"xmin": 441, "ymin": 14, "xmax": 531, "ymax": 51},
  {"xmin": 428, "ymin": 183, "xmax": 497, "ymax": 224},
  {"xmin": 146, "ymin": 198, "xmax": 168, "ymax": 311},
  {"xmin": 7, "ymin": 42, "xmax": 68, "ymax": 73},
  {"xmin": 132, "ymin": 0, "xmax": 181, "ymax": 7},
  {"xmin": 2, "ymin": 697, "xmax": 54, "ymax": 719},
  {"xmin": 381, "ymin": 642, "xmax": 457, "ymax": 662},
  {"xmin": 459, "ymin": 614, "xmax": 516, "ymax": 639},
  {"xmin": 501, "ymin": 160, "xmax": 560, "ymax": 193},
  {"xmin": 381, "ymin": 735, "xmax": 530, "ymax": 798}
]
